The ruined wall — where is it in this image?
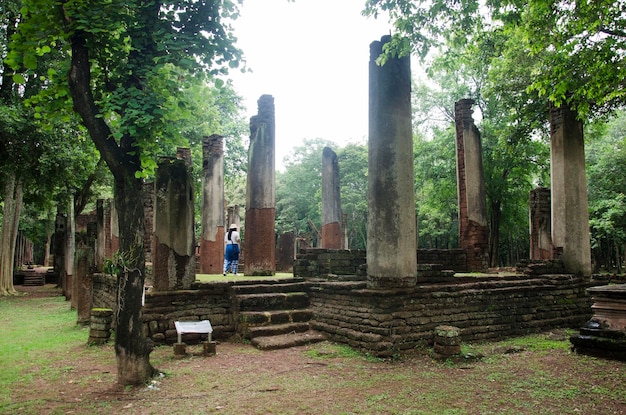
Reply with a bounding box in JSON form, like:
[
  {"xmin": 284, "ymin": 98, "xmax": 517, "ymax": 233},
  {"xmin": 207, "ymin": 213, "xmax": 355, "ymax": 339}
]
[
  {"xmin": 293, "ymin": 248, "xmax": 468, "ymax": 277},
  {"xmin": 91, "ymin": 268, "xmax": 592, "ymax": 353},
  {"xmin": 308, "ymin": 275, "xmax": 593, "ymax": 357},
  {"xmin": 294, "ymin": 249, "xmax": 367, "ymax": 278},
  {"xmin": 92, "ymin": 273, "xmax": 117, "ymax": 312},
  {"xmin": 142, "ymin": 282, "xmax": 235, "ymax": 344}
]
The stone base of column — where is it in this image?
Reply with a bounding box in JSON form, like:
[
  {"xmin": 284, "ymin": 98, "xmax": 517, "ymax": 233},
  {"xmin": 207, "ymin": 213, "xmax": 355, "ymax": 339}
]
[
  {"xmin": 367, "ymin": 275, "xmax": 416, "ymax": 290},
  {"xmin": 244, "ymin": 207, "xmax": 276, "ymax": 276},
  {"xmin": 321, "ymin": 222, "xmax": 342, "ymax": 249},
  {"xmin": 153, "ymin": 236, "xmax": 195, "ymax": 290},
  {"xmin": 199, "ymin": 228, "xmax": 224, "ymax": 275}
]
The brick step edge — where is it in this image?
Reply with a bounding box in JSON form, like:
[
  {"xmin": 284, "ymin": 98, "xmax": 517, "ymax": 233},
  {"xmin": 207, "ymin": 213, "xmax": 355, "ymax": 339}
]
[
  {"xmin": 246, "ymin": 322, "xmax": 310, "ymax": 339},
  {"xmin": 231, "ymin": 282, "xmax": 309, "ymax": 294},
  {"xmin": 251, "ymin": 331, "xmax": 327, "ymax": 351}
]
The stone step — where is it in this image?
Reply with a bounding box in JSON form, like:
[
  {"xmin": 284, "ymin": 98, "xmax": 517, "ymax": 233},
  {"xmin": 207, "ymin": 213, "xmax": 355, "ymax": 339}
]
[
  {"xmin": 236, "ymin": 292, "xmax": 309, "ymax": 312},
  {"xmin": 231, "ymin": 281, "xmax": 309, "ymax": 295},
  {"xmin": 239, "ymin": 309, "xmax": 314, "ymax": 326},
  {"xmin": 245, "ymin": 322, "xmax": 310, "ymax": 339},
  {"xmin": 251, "ymin": 330, "xmax": 327, "ymax": 351}
]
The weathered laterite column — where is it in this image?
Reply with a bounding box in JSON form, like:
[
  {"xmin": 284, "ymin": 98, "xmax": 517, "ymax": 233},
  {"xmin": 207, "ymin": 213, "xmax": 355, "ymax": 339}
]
[
  {"xmin": 143, "ymin": 181, "xmax": 154, "ymax": 264},
  {"xmin": 152, "ymin": 152, "xmax": 196, "ymax": 290},
  {"xmin": 65, "ymin": 197, "xmax": 75, "ymax": 302},
  {"xmin": 530, "ymin": 187, "xmax": 554, "ymax": 260},
  {"xmin": 200, "ymin": 134, "xmax": 225, "ymax": 274},
  {"xmin": 367, "ymin": 35, "xmax": 417, "ymax": 289},
  {"xmin": 277, "ymin": 231, "xmax": 296, "ymax": 272},
  {"xmin": 455, "ymin": 99, "xmax": 489, "ymax": 272},
  {"xmin": 54, "ymin": 212, "xmax": 66, "ymax": 288},
  {"xmin": 226, "ymin": 205, "xmax": 241, "ymax": 231},
  {"xmin": 75, "ymin": 224, "xmax": 95, "ymax": 325},
  {"xmin": 550, "ymin": 102, "xmax": 592, "ymax": 276},
  {"xmin": 321, "ymin": 146, "xmax": 343, "ymax": 249},
  {"xmin": 245, "ymin": 95, "xmax": 276, "ymax": 276}
]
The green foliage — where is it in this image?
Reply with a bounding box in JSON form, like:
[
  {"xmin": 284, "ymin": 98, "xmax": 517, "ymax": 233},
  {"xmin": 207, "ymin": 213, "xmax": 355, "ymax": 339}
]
[
  {"xmin": 586, "ymin": 110, "xmax": 626, "ymax": 271},
  {"xmin": 413, "ymin": 129, "xmax": 458, "ymax": 248},
  {"xmin": 275, "ymin": 140, "xmax": 369, "ymax": 250},
  {"xmin": 365, "ymin": 0, "xmax": 626, "ymax": 118},
  {"xmin": 0, "ymin": 295, "xmax": 89, "ymax": 405},
  {"xmin": 8, "ymin": 0, "xmax": 244, "ymax": 178},
  {"xmin": 276, "ymin": 138, "xmax": 332, "ymax": 240},
  {"xmin": 337, "ymin": 143, "xmax": 368, "ymax": 250}
]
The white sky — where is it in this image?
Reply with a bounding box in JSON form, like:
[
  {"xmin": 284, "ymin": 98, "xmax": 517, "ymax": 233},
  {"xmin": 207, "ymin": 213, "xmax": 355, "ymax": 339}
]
[{"xmin": 229, "ymin": 0, "xmax": 393, "ymax": 168}]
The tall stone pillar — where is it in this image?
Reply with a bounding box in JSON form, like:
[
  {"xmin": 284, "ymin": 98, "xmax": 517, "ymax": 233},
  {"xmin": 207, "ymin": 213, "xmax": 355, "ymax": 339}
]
[
  {"xmin": 367, "ymin": 35, "xmax": 417, "ymax": 289},
  {"xmin": 200, "ymin": 134, "xmax": 225, "ymax": 274},
  {"xmin": 152, "ymin": 153, "xmax": 196, "ymax": 290},
  {"xmin": 226, "ymin": 205, "xmax": 241, "ymax": 230},
  {"xmin": 65, "ymin": 197, "xmax": 75, "ymax": 302},
  {"xmin": 321, "ymin": 146, "xmax": 343, "ymax": 249},
  {"xmin": 75, "ymin": 224, "xmax": 95, "ymax": 325},
  {"xmin": 54, "ymin": 212, "xmax": 66, "ymax": 287},
  {"xmin": 143, "ymin": 181, "xmax": 154, "ymax": 264},
  {"xmin": 530, "ymin": 187, "xmax": 554, "ymax": 260},
  {"xmin": 549, "ymin": 102, "xmax": 592, "ymax": 276},
  {"xmin": 244, "ymin": 95, "xmax": 276, "ymax": 276},
  {"xmin": 455, "ymin": 99, "xmax": 489, "ymax": 272}
]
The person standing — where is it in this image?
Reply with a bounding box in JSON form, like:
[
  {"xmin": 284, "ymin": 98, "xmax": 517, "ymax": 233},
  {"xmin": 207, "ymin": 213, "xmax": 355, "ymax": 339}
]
[{"xmin": 223, "ymin": 224, "xmax": 241, "ymax": 276}]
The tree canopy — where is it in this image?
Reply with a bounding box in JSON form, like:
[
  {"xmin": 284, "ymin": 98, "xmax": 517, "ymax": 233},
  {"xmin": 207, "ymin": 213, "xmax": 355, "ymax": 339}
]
[
  {"xmin": 364, "ymin": 0, "xmax": 626, "ymax": 118},
  {"xmin": 7, "ymin": 0, "xmax": 245, "ymax": 385}
]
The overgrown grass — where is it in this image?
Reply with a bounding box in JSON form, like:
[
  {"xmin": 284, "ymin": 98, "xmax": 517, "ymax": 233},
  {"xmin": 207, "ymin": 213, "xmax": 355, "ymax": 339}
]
[{"xmin": 0, "ymin": 294, "xmax": 91, "ymax": 408}]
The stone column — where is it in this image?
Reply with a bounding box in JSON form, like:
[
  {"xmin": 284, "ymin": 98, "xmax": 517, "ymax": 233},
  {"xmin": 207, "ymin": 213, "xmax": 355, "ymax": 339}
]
[
  {"xmin": 94, "ymin": 199, "xmax": 106, "ymax": 272},
  {"xmin": 530, "ymin": 187, "xmax": 554, "ymax": 260},
  {"xmin": 455, "ymin": 99, "xmax": 489, "ymax": 272},
  {"xmin": 367, "ymin": 35, "xmax": 417, "ymax": 289},
  {"xmin": 321, "ymin": 146, "xmax": 343, "ymax": 249},
  {"xmin": 110, "ymin": 199, "xmax": 119, "ymax": 257},
  {"xmin": 54, "ymin": 212, "xmax": 66, "ymax": 288},
  {"xmin": 244, "ymin": 95, "xmax": 276, "ymax": 276},
  {"xmin": 152, "ymin": 154, "xmax": 196, "ymax": 290},
  {"xmin": 143, "ymin": 181, "xmax": 155, "ymax": 264},
  {"xmin": 277, "ymin": 231, "xmax": 296, "ymax": 272},
  {"xmin": 65, "ymin": 197, "xmax": 75, "ymax": 302},
  {"xmin": 200, "ymin": 134, "xmax": 225, "ymax": 274},
  {"xmin": 75, "ymin": 228, "xmax": 95, "ymax": 325},
  {"xmin": 550, "ymin": 102, "xmax": 592, "ymax": 276}
]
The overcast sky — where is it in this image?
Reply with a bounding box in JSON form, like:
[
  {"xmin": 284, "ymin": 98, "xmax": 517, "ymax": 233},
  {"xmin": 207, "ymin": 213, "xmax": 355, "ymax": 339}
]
[{"xmin": 229, "ymin": 0, "xmax": 393, "ymax": 168}]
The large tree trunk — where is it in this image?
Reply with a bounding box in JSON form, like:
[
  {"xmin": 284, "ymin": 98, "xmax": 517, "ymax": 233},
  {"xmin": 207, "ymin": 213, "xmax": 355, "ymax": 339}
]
[
  {"xmin": 0, "ymin": 173, "xmax": 22, "ymax": 296},
  {"xmin": 67, "ymin": 29, "xmax": 155, "ymax": 385},
  {"xmin": 113, "ymin": 172, "xmax": 155, "ymax": 384}
]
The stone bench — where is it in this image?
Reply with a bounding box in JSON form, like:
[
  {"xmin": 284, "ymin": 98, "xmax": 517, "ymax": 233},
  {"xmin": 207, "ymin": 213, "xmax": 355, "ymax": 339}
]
[
  {"xmin": 173, "ymin": 320, "xmax": 215, "ymax": 357},
  {"xmin": 174, "ymin": 320, "xmax": 213, "ymax": 343}
]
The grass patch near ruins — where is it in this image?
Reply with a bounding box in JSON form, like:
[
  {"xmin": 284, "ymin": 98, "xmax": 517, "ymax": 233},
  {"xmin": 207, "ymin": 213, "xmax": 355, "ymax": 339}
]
[{"xmin": 2, "ymin": 285, "xmax": 625, "ymax": 414}]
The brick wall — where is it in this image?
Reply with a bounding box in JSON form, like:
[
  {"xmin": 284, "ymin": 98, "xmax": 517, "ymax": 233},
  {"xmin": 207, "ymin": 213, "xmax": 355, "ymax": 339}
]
[
  {"xmin": 91, "ymin": 268, "xmax": 593, "ymax": 356},
  {"xmin": 308, "ymin": 274, "xmax": 593, "ymax": 357},
  {"xmin": 293, "ymin": 248, "xmax": 468, "ymax": 277}
]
